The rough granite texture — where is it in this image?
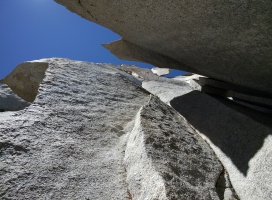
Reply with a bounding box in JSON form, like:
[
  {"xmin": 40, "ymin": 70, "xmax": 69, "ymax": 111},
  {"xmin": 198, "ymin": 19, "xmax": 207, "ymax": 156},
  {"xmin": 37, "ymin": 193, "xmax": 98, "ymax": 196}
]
[
  {"xmin": 0, "ymin": 84, "xmax": 30, "ymax": 111},
  {"xmin": 125, "ymin": 95, "xmax": 231, "ymax": 199},
  {"xmin": 54, "ymin": 0, "xmax": 272, "ymax": 95},
  {"xmin": 0, "ymin": 58, "xmax": 242, "ymax": 200},
  {"xmin": 0, "ymin": 58, "xmax": 150, "ymax": 199},
  {"xmin": 142, "ymin": 81, "xmax": 193, "ymax": 105},
  {"xmin": 171, "ymin": 91, "xmax": 272, "ymax": 200}
]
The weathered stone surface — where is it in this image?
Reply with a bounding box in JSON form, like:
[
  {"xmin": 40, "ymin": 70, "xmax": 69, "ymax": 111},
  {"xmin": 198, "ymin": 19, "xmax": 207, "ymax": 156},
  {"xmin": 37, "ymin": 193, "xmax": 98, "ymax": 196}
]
[
  {"xmin": 1, "ymin": 61, "xmax": 48, "ymax": 102},
  {"xmin": 118, "ymin": 64, "xmax": 163, "ymax": 82},
  {"xmin": 54, "ymin": 0, "xmax": 272, "ymax": 94},
  {"xmin": 171, "ymin": 91, "xmax": 272, "ymax": 200},
  {"xmin": 172, "ymin": 74, "xmax": 203, "ymax": 91},
  {"xmin": 142, "ymin": 81, "xmax": 193, "ymax": 105},
  {"xmin": 1, "ymin": 58, "xmax": 242, "ymax": 199},
  {"xmin": 118, "ymin": 65, "xmax": 197, "ymax": 104},
  {"xmin": 0, "ymin": 58, "xmax": 150, "ymax": 199},
  {"xmin": 125, "ymin": 95, "xmax": 226, "ymax": 199},
  {"xmin": 0, "ymin": 84, "xmax": 30, "ymax": 111}
]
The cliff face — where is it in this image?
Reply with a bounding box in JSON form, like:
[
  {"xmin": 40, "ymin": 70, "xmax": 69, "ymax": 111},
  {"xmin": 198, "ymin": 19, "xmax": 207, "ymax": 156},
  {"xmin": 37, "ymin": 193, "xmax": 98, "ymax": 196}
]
[
  {"xmin": 54, "ymin": 0, "xmax": 272, "ymax": 95},
  {"xmin": 1, "ymin": 58, "xmax": 271, "ymax": 200}
]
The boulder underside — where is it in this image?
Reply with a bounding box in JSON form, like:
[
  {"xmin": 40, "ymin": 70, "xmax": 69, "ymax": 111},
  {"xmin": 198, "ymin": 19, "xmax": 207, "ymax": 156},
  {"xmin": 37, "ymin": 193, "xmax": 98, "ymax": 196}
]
[{"xmin": 54, "ymin": 0, "xmax": 272, "ymax": 95}]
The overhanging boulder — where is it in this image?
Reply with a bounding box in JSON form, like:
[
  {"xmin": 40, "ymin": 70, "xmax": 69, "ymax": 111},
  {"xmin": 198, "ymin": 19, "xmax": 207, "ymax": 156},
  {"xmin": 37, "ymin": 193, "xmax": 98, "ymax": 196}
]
[{"xmin": 54, "ymin": 0, "xmax": 272, "ymax": 95}]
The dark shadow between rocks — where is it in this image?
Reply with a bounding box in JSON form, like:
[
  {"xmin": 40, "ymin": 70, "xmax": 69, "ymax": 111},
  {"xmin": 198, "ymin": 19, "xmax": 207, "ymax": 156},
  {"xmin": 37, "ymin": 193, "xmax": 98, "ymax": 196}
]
[
  {"xmin": 0, "ymin": 84, "xmax": 31, "ymax": 112},
  {"xmin": 170, "ymin": 91, "xmax": 272, "ymax": 176}
]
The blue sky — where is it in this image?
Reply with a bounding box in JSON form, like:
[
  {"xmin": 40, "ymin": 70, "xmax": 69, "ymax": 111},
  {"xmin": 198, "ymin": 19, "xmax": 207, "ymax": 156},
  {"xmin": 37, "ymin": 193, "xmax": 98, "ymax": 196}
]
[{"xmin": 0, "ymin": 0, "xmax": 184, "ymax": 80}]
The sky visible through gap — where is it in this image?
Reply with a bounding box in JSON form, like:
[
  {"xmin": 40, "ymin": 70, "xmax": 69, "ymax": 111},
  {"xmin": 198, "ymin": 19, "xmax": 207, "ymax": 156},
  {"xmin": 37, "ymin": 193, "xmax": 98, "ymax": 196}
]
[{"xmin": 0, "ymin": 0, "xmax": 185, "ymax": 79}]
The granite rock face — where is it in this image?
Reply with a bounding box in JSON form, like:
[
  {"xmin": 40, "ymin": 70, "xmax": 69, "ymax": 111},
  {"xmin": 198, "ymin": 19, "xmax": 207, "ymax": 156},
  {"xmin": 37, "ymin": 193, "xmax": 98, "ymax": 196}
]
[
  {"xmin": 54, "ymin": 0, "xmax": 272, "ymax": 95},
  {"xmin": 118, "ymin": 65, "xmax": 198, "ymax": 105},
  {"xmin": 0, "ymin": 58, "xmax": 240, "ymax": 199},
  {"xmin": 125, "ymin": 95, "xmax": 224, "ymax": 199}
]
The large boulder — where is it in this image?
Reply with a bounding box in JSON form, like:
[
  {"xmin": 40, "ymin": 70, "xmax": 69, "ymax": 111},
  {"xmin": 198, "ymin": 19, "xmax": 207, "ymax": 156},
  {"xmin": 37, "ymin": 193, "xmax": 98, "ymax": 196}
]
[
  {"xmin": 54, "ymin": 0, "xmax": 272, "ymax": 95},
  {"xmin": 125, "ymin": 95, "xmax": 238, "ymax": 199},
  {"xmin": 0, "ymin": 58, "xmax": 239, "ymax": 199},
  {"xmin": 0, "ymin": 58, "xmax": 150, "ymax": 199}
]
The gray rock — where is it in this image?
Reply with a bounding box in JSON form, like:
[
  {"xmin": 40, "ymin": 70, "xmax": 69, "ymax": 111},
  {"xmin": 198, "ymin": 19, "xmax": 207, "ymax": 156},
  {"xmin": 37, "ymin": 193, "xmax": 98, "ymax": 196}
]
[
  {"xmin": 0, "ymin": 58, "xmax": 150, "ymax": 200},
  {"xmin": 151, "ymin": 67, "xmax": 171, "ymax": 76},
  {"xmin": 216, "ymin": 170, "xmax": 239, "ymax": 200},
  {"xmin": 117, "ymin": 65, "xmax": 198, "ymax": 105},
  {"xmin": 170, "ymin": 91, "xmax": 272, "ymax": 200},
  {"xmin": 125, "ymin": 95, "xmax": 225, "ymax": 199},
  {"xmin": 118, "ymin": 65, "xmax": 197, "ymax": 105},
  {"xmin": 142, "ymin": 81, "xmax": 193, "ymax": 105},
  {"xmin": 172, "ymin": 74, "xmax": 203, "ymax": 91},
  {"xmin": 0, "ymin": 84, "xmax": 30, "ymax": 111},
  {"xmin": 118, "ymin": 64, "xmax": 162, "ymax": 82},
  {"xmin": 1, "ymin": 61, "xmax": 48, "ymax": 102},
  {"xmin": 0, "ymin": 58, "xmax": 241, "ymax": 200},
  {"xmin": 139, "ymin": 73, "xmax": 203, "ymax": 105},
  {"xmin": 54, "ymin": 0, "xmax": 272, "ymax": 95}
]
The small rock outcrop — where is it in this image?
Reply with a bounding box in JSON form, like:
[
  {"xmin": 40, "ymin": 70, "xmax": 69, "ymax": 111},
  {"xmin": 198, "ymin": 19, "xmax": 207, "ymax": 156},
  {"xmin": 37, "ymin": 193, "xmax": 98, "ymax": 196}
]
[{"xmin": 0, "ymin": 59, "xmax": 150, "ymax": 199}]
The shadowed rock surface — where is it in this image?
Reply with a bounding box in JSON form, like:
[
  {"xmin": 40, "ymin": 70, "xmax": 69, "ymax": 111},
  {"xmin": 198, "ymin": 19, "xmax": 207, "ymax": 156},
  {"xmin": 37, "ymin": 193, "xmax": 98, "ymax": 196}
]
[
  {"xmin": 0, "ymin": 58, "xmax": 241, "ymax": 199},
  {"xmin": 54, "ymin": 0, "xmax": 272, "ymax": 95},
  {"xmin": 171, "ymin": 91, "xmax": 272, "ymax": 200},
  {"xmin": 0, "ymin": 84, "xmax": 30, "ymax": 111},
  {"xmin": 199, "ymin": 77, "xmax": 272, "ymax": 114},
  {"xmin": 125, "ymin": 95, "xmax": 236, "ymax": 199}
]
